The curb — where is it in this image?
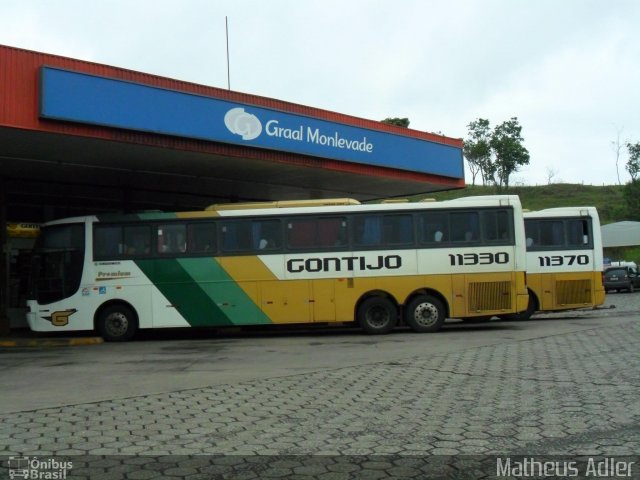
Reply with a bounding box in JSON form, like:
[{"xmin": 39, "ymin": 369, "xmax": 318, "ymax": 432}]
[{"xmin": 0, "ymin": 337, "xmax": 104, "ymax": 348}]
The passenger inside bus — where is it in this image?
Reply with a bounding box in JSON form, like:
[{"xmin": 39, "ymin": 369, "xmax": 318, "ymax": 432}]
[{"xmin": 125, "ymin": 229, "xmax": 151, "ymax": 255}]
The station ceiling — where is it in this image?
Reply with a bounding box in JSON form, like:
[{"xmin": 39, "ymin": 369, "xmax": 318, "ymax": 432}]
[{"xmin": 0, "ymin": 127, "xmax": 458, "ymax": 222}]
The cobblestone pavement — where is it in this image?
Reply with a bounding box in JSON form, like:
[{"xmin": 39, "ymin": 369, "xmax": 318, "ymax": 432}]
[{"xmin": 1, "ymin": 314, "xmax": 639, "ymax": 479}]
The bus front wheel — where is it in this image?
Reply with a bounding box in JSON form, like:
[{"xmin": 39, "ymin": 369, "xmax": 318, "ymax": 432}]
[
  {"xmin": 357, "ymin": 297, "xmax": 398, "ymax": 334},
  {"xmin": 97, "ymin": 304, "xmax": 138, "ymax": 342},
  {"xmin": 404, "ymin": 295, "xmax": 445, "ymax": 333}
]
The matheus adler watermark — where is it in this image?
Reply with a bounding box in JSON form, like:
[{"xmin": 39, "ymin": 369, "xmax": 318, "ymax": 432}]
[
  {"xmin": 7, "ymin": 456, "xmax": 73, "ymax": 479},
  {"xmin": 496, "ymin": 457, "xmax": 635, "ymax": 477}
]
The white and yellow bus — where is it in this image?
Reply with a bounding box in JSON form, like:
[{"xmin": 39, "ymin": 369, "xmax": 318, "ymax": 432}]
[
  {"xmin": 505, "ymin": 206, "xmax": 605, "ymax": 320},
  {"xmin": 26, "ymin": 195, "xmax": 529, "ymax": 341}
]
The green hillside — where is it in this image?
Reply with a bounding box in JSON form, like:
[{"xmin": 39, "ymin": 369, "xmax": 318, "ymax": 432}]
[{"xmin": 399, "ymin": 183, "xmax": 628, "ymax": 225}]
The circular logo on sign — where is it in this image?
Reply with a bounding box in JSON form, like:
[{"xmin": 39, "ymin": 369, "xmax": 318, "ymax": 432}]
[{"xmin": 224, "ymin": 107, "xmax": 262, "ymax": 140}]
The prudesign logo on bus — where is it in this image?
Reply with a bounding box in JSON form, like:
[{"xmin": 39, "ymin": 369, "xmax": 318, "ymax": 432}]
[{"xmin": 43, "ymin": 309, "xmax": 78, "ymax": 327}]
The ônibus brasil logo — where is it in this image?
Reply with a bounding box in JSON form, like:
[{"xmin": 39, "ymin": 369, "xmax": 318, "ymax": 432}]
[{"xmin": 224, "ymin": 107, "xmax": 262, "ymax": 140}]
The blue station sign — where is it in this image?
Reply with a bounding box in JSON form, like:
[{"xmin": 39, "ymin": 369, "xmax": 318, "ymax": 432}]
[{"xmin": 39, "ymin": 67, "xmax": 463, "ymax": 178}]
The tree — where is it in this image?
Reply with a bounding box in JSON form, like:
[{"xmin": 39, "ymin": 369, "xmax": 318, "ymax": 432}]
[
  {"xmin": 623, "ymin": 141, "xmax": 640, "ymax": 220},
  {"xmin": 546, "ymin": 167, "xmax": 559, "ymax": 184},
  {"xmin": 381, "ymin": 117, "xmax": 410, "ymax": 128},
  {"xmin": 625, "ymin": 141, "xmax": 640, "ymax": 181},
  {"xmin": 611, "ymin": 126, "xmax": 624, "ymax": 185},
  {"xmin": 623, "ymin": 181, "xmax": 640, "ymax": 220},
  {"xmin": 489, "ymin": 117, "xmax": 530, "ymax": 190},
  {"xmin": 463, "ymin": 118, "xmax": 493, "ymax": 186}
]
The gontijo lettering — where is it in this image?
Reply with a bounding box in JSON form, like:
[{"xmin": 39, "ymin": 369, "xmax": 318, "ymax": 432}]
[{"xmin": 287, "ymin": 255, "xmax": 401, "ymax": 273}]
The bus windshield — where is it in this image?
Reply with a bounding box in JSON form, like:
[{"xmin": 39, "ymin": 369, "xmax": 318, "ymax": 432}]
[{"xmin": 31, "ymin": 223, "xmax": 85, "ymax": 304}]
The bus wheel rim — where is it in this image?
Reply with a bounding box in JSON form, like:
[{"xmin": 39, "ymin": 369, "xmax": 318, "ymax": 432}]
[
  {"xmin": 367, "ymin": 305, "xmax": 390, "ymax": 327},
  {"xmin": 105, "ymin": 312, "xmax": 129, "ymax": 337},
  {"xmin": 413, "ymin": 303, "xmax": 437, "ymax": 327}
]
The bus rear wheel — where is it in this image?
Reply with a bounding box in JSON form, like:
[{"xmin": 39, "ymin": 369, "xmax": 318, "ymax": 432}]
[
  {"xmin": 357, "ymin": 297, "xmax": 398, "ymax": 334},
  {"xmin": 97, "ymin": 304, "xmax": 138, "ymax": 342},
  {"xmin": 404, "ymin": 295, "xmax": 445, "ymax": 333}
]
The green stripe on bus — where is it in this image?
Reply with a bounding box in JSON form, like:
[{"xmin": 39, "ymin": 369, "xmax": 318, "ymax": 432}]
[
  {"xmin": 136, "ymin": 212, "xmax": 178, "ymax": 221},
  {"xmin": 96, "ymin": 212, "xmax": 177, "ymax": 222},
  {"xmin": 135, "ymin": 258, "xmax": 271, "ymax": 327},
  {"xmin": 178, "ymin": 258, "xmax": 272, "ymax": 326}
]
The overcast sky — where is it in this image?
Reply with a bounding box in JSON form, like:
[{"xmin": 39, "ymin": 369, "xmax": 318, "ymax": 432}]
[{"xmin": 1, "ymin": 0, "xmax": 639, "ymax": 186}]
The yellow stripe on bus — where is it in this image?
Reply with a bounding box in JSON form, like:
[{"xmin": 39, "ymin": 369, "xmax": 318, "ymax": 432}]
[
  {"xmin": 218, "ymin": 256, "xmax": 279, "ymax": 307},
  {"xmin": 175, "ymin": 211, "xmax": 220, "ymax": 219}
]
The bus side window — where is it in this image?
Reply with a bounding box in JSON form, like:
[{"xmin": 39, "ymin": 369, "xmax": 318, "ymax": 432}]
[
  {"xmin": 525, "ymin": 220, "xmax": 540, "ymax": 248},
  {"xmin": 287, "ymin": 217, "xmax": 345, "ymax": 249},
  {"xmin": 94, "ymin": 225, "xmax": 122, "ymax": 259},
  {"xmin": 221, "ymin": 221, "xmax": 252, "ymax": 252},
  {"xmin": 355, "ymin": 216, "xmax": 381, "ymax": 247},
  {"xmin": 483, "ymin": 210, "xmax": 510, "ymax": 242},
  {"xmin": 317, "ymin": 218, "xmax": 347, "ymax": 247},
  {"xmin": 419, "ymin": 212, "xmax": 447, "ymax": 244},
  {"xmin": 287, "ymin": 219, "xmax": 316, "ymax": 249},
  {"xmin": 539, "ymin": 220, "xmax": 563, "ymax": 247},
  {"xmin": 383, "ymin": 214, "xmax": 413, "ymax": 245},
  {"xmin": 157, "ymin": 224, "xmax": 187, "ymax": 254},
  {"xmin": 188, "ymin": 222, "xmax": 216, "ymax": 254},
  {"xmin": 252, "ymin": 219, "xmax": 281, "ymax": 251},
  {"xmin": 123, "ymin": 225, "xmax": 151, "ymax": 256},
  {"xmin": 567, "ymin": 219, "xmax": 590, "ymax": 247},
  {"xmin": 451, "ymin": 212, "xmax": 479, "ymax": 242}
]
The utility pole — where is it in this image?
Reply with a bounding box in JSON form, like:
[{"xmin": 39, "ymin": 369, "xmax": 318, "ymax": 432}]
[{"xmin": 226, "ymin": 16, "xmax": 231, "ymax": 90}]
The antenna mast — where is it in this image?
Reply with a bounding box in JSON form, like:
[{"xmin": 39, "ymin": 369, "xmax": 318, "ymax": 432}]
[{"xmin": 225, "ymin": 16, "xmax": 231, "ymax": 90}]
